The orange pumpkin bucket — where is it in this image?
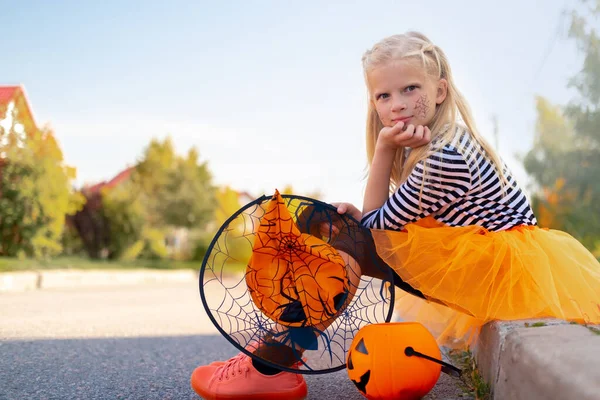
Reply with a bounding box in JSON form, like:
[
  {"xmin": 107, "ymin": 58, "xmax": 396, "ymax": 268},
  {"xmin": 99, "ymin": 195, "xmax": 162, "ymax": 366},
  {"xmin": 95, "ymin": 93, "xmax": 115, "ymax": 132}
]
[{"xmin": 347, "ymin": 322, "xmax": 460, "ymax": 400}]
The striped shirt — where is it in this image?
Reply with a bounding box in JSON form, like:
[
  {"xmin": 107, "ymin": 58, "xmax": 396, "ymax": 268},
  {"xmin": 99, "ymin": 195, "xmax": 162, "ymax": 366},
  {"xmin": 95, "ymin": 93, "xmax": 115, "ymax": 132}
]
[{"xmin": 361, "ymin": 127, "xmax": 537, "ymax": 232}]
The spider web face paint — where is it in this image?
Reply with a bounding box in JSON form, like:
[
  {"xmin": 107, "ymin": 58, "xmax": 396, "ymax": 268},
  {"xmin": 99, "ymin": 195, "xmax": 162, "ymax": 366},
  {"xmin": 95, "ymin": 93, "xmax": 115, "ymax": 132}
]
[
  {"xmin": 414, "ymin": 94, "xmax": 430, "ymax": 121},
  {"xmin": 198, "ymin": 190, "xmax": 395, "ymax": 374}
]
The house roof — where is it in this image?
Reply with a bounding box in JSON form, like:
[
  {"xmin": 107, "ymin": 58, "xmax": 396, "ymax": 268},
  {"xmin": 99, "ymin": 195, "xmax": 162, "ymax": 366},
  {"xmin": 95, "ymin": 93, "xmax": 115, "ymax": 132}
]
[
  {"xmin": 0, "ymin": 84, "xmax": 38, "ymax": 128},
  {"xmin": 0, "ymin": 86, "xmax": 19, "ymax": 104},
  {"xmin": 85, "ymin": 166, "xmax": 135, "ymax": 194}
]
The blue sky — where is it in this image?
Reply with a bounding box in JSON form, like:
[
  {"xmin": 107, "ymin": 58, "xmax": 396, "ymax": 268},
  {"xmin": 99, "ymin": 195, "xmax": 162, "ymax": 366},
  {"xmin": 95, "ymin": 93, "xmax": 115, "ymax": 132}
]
[{"xmin": 1, "ymin": 0, "xmax": 582, "ymax": 207}]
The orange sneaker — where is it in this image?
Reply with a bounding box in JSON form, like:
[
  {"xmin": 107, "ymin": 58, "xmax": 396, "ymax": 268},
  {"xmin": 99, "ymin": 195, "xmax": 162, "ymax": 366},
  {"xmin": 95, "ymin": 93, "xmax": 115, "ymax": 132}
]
[
  {"xmin": 191, "ymin": 353, "xmax": 307, "ymax": 400},
  {"xmin": 208, "ymin": 352, "xmax": 242, "ymax": 367},
  {"xmin": 208, "ymin": 341, "xmax": 260, "ymax": 367}
]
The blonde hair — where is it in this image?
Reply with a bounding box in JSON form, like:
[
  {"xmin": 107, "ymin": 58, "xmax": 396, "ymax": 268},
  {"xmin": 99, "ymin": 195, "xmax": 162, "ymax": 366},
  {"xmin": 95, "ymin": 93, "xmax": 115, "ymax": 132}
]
[{"xmin": 362, "ymin": 32, "xmax": 506, "ymax": 195}]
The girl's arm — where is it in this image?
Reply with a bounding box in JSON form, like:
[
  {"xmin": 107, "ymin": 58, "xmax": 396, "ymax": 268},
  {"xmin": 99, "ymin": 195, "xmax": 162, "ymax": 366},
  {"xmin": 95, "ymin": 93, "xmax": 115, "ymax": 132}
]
[
  {"xmin": 362, "ymin": 146, "xmax": 396, "ymax": 215},
  {"xmin": 363, "ymin": 123, "xmax": 431, "ymax": 216},
  {"xmin": 361, "ymin": 146, "xmax": 471, "ymax": 230}
]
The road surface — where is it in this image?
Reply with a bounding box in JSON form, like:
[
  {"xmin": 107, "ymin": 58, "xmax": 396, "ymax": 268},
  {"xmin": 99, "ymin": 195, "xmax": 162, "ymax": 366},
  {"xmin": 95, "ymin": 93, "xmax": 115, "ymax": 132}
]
[{"xmin": 0, "ymin": 281, "xmax": 471, "ymax": 399}]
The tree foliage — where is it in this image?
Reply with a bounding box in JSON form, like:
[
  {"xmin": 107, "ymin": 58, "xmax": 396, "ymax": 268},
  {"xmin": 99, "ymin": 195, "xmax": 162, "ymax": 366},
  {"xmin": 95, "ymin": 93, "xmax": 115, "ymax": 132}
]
[
  {"xmin": 0, "ymin": 104, "xmax": 84, "ymax": 258},
  {"xmin": 71, "ymin": 136, "xmax": 217, "ymax": 260},
  {"xmin": 524, "ymin": 0, "xmax": 600, "ymax": 251},
  {"xmin": 133, "ymin": 137, "xmax": 217, "ymax": 229},
  {"xmin": 209, "ymin": 186, "xmax": 251, "ymax": 264}
]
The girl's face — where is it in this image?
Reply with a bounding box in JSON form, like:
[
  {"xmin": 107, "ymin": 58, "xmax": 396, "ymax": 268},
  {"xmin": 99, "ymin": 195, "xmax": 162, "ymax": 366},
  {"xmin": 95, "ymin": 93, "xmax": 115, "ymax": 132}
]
[{"xmin": 368, "ymin": 59, "xmax": 447, "ymax": 128}]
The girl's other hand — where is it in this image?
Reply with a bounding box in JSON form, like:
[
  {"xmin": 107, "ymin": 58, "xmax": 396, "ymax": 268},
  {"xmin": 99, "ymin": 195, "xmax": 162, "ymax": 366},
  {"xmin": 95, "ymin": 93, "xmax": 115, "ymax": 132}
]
[
  {"xmin": 334, "ymin": 202, "xmax": 362, "ymax": 221},
  {"xmin": 319, "ymin": 202, "xmax": 362, "ymax": 238}
]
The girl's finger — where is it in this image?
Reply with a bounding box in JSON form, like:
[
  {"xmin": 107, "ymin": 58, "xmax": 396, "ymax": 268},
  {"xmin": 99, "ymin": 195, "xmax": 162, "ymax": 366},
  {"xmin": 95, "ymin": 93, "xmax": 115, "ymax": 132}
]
[
  {"xmin": 405, "ymin": 126, "xmax": 431, "ymax": 147},
  {"xmin": 414, "ymin": 125, "xmax": 424, "ymax": 139},
  {"xmin": 423, "ymin": 126, "xmax": 431, "ymax": 142},
  {"xmin": 395, "ymin": 124, "xmax": 415, "ymax": 143},
  {"xmin": 403, "ymin": 124, "xmax": 415, "ymax": 137},
  {"xmin": 392, "ymin": 121, "xmax": 405, "ymax": 133}
]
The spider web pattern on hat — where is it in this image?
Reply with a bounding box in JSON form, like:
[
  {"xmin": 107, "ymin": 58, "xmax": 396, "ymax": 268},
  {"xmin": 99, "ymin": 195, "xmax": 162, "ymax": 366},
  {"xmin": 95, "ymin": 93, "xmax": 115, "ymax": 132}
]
[{"xmin": 199, "ymin": 191, "xmax": 395, "ymax": 374}]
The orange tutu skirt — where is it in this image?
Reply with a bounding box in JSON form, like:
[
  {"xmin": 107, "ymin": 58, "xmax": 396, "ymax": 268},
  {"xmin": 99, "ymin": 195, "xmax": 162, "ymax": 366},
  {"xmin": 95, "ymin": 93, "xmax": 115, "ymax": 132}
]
[{"xmin": 370, "ymin": 217, "xmax": 600, "ymax": 349}]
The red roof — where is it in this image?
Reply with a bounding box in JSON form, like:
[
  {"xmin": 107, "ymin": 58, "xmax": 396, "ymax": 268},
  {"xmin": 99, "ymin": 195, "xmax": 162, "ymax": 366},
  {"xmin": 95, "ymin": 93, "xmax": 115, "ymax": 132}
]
[
  {"xmin": 0, "ymin": 86, "xmax": 19, "ymax": 104},
  {"xmin": 0, "ymin": 85, "xmax": 38, "ymax": 128},
  {"xmin": 86, "ymin": 167, "xmax": 135, "ymax": 194}
]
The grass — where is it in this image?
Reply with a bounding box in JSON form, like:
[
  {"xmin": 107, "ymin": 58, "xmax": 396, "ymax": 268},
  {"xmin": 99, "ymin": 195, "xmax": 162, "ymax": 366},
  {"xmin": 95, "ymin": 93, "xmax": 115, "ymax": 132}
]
[
  {"xmin": 524, "ymin": 322, "xmax": 547, "ymax": 328},
  {"xmin": 588, "ymin": 326, "xmax": 600, "ymax": 335},
  {"xmin": 567, "ymin": 321, "xmax": 600, "ymax": 336},
  {"xmin": 524, "ymin": 320, "xmax": 600, "ymax": 335},
  {"xmin": 0, "ymin": 255, "xmax": 246, "ymax": 274},
  {"xmin": 448, "ymin": 350, "xmax": 491, "ymax": 400}
]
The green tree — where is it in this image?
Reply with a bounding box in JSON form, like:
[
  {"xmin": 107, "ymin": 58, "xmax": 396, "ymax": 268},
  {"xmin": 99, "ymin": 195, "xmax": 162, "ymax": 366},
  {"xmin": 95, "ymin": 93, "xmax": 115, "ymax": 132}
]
[
  {"xmin": 134, "ymin": 137, "xmax": 217, "ymax": 229},
  {"xmin": 0, "ymin": 123, "xmax": 84, "ymax": 258},
  {"xmin": 101, "ymin": 180, "xmax": 147, "ymax": 259},
  {"xmin": 70, "ymin": 136, "xmax": 217, "ymax": 260},
  {"xmin": 208, "ymin": 186, "xmax": 251, "ymax": 264},
  {"xmin": 524, "ymin": 98, "xmax": 580, "ymax": 231},
  {"xmin": 524, "ymin": 0, "xmax": 600, "ymax": 251},
  {"xmin": 215, "ymin": 186, "xmax": 243, "ymax": 227}
]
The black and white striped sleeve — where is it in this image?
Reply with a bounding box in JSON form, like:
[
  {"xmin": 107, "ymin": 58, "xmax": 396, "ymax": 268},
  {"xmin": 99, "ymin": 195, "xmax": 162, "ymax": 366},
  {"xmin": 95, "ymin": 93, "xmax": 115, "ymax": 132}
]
[{"xmin": 360, "ymin": 147, "xmax": 472, "ymax": 230}]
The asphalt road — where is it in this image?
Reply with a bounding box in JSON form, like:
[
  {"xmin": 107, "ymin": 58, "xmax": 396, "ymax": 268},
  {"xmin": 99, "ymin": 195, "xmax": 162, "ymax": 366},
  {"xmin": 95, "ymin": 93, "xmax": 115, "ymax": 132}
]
[{"xmin": 0, "ymin": 281, "xmax": 471, "ymax": 399}]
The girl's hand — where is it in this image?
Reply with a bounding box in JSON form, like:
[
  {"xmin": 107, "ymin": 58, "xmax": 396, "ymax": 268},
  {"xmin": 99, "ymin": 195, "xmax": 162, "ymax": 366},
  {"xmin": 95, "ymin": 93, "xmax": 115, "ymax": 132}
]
[
  {"xmin": 319, "ymin": 202, "xmax": 362, "ymax": 238},
  {"xmin": 376, "ymin": 122, "xmax": 431, "ymax": 152},
  {"xmin": 334, "ymin": 202, "xmax": 362, "ymax": 221}
]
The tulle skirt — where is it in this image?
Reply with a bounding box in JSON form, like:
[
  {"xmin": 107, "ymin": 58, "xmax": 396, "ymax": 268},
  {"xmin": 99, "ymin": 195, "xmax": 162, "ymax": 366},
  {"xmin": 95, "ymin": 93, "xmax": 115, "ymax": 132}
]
[{"xmin": 370, "ymin": 217, "xmax": 600, "ymax": 349}]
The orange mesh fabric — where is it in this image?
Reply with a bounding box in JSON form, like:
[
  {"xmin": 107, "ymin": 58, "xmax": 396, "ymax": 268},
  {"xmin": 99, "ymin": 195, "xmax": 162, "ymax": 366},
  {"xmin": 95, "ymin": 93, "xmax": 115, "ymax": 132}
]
[{"xmin": 371, "ymin": 216, "xmax": 600, "ymax": 348}]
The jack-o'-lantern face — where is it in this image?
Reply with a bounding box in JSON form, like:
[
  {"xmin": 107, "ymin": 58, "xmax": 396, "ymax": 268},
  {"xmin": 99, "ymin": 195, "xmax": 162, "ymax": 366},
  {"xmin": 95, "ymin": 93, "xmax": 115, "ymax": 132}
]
[
  {"xmin": 347, "ymin": 322, "xmax": 443, "ymax": 400},
  {"xmin": 347, "ymin": 336, "xmax": 372, "ymax": 395},
  {"xmin": 246, "ymin": 190, "xmax": 350, "ymax": 327}
]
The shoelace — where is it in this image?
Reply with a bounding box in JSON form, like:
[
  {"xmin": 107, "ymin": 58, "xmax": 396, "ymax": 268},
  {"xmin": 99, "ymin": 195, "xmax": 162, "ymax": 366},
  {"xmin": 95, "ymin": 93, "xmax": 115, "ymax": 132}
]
[{"xmin": 217, "ymin": 353, "xmax": 249, "ymax": 381}]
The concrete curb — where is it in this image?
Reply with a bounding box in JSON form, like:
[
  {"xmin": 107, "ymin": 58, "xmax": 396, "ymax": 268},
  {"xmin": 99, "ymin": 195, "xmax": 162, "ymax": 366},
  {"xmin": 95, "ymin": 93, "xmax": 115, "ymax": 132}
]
[
  {"xmin": 0, "ymin": 269, "xmax": 198, "ymax": 293},
  {"xmin": 0, "ymin": 271, "xmax": 41, "ymax": 292},
  {"xmin": 474, "ymin": 319, "xmax": 600, "ymax": 400}
]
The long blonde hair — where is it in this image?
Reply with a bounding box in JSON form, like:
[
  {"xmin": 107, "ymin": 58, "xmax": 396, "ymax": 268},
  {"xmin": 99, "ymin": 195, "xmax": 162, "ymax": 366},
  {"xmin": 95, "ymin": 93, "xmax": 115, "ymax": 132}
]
[{"xmin": 362, "ymin": 32, "xmax": 506, "ymax": 194}]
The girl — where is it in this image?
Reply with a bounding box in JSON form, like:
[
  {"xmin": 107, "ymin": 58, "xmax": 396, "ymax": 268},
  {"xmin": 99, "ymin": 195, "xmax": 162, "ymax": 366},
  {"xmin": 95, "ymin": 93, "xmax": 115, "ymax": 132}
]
[
  {"xmin": 191, "ymin": 31, "xmax": 600, "ymax": 400},
  {"xmin": 355, "ymin": 31, "xmax": 600, "ymax": 349}
]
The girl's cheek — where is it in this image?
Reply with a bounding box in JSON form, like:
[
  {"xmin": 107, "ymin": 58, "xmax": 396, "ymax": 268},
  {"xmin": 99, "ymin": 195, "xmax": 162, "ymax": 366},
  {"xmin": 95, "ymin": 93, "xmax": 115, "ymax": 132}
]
[
  {"xmin": 414, "ymin": 94, "xmax": 431, "ymax": 120},
  {"xmin": 376, "ymin": 107, "xmax": 387, "ymax": 122}
]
